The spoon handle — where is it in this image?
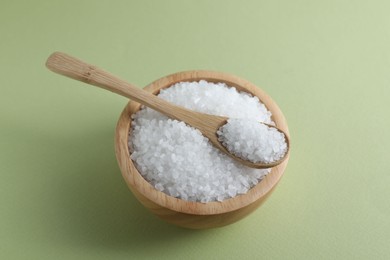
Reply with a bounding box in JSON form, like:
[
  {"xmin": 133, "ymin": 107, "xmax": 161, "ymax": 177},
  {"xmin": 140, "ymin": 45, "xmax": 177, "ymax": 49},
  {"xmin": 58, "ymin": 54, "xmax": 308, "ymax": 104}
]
[{"xmin": 46, "ymin": 52, "xmax": 193, "ymax": 122}]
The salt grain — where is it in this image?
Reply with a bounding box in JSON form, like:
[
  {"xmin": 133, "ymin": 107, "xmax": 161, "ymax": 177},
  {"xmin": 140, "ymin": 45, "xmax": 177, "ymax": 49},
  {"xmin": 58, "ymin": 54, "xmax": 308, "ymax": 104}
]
[
  {"xmin": 129, "ymin": 80, "xmax": 274, "ymax": 203},
  {"xmin": 218, "ymin": 119, "xmax": 287, "ymax": 164}
]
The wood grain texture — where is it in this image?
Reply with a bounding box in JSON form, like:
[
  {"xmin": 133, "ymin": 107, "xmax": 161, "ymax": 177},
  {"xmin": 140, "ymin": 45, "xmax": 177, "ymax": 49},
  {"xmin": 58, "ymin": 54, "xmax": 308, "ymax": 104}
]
[
  {"xmin": 115, "ymin": 70, "xmax": 290, "ymax": 229},
  {"xmin": 46, "ymin": 52, "xmax": 289, "ymax": 169}
]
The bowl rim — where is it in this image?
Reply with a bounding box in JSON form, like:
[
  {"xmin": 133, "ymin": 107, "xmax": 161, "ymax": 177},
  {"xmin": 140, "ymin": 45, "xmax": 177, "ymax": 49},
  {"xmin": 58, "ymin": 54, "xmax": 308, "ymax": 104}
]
[{"xmin": 115, "ymin": 70, "xmax": 290, "ymax": 215}]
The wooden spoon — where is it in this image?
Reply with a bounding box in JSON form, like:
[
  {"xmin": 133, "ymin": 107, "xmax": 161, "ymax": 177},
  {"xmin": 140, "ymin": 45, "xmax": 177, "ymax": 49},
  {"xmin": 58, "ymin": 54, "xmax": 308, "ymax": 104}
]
[{"xmin": 46, "ymin": 52, "xmax": 289, "ymax": 168}]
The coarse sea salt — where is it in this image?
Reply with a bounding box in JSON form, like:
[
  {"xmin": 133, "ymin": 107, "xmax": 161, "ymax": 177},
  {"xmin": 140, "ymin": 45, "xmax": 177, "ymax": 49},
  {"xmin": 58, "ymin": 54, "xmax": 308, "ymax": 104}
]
[
  {"xmin": 129, "ymin": 80, "xmax": 274, "ymax": 203},
  {"xmin": 217, "ymin": 119, "xmax": 287, "ymax": 164}
]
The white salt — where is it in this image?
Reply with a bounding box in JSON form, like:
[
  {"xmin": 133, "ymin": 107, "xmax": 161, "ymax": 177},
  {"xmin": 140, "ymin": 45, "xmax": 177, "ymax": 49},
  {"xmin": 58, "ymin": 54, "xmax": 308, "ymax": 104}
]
[
  {"xmin": 129, "ymin": 80, "xmax": 274, "ymax": 203},
  {"xmin": 217, "ymin": 119, "xmax": 287, "ymax": 164}
]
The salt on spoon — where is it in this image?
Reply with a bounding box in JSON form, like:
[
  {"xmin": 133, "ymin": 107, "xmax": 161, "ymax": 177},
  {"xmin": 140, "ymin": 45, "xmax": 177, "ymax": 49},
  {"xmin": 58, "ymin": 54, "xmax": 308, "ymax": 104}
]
[
  {"xmin": 218, "ymin": 119, "xmax": 288, "ymax": 164},
  {"xmin": 46, "ymin": 52, "xmax": 289, "ymax": 168}
]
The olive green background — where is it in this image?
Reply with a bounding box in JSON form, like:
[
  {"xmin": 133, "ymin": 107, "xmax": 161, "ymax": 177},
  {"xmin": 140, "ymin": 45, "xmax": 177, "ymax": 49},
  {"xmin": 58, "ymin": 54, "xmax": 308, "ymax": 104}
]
[{"xmin": 1, "ymin": 0, "xmax": 389, "ymax": 259}]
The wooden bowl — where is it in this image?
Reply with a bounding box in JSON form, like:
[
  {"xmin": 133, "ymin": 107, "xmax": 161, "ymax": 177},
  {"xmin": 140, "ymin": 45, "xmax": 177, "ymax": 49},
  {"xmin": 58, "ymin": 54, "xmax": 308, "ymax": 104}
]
[{"xmin": 115, "ymin": 71, "xmax": 290, "ymax": 229}]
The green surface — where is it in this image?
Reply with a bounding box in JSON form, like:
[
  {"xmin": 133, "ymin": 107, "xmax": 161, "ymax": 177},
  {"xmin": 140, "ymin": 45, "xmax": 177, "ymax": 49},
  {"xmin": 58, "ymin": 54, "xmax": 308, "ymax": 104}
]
[{"xmin": 1, "ymin": 0, "xmax": 389, "ymax": 259}]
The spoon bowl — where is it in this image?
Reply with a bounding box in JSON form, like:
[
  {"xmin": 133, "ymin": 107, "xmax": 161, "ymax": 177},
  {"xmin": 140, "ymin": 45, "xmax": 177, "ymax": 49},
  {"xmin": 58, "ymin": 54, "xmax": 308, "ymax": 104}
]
[{"xmin": 46, "ymin": 52, "xmax": 290, "ymax": 228}]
